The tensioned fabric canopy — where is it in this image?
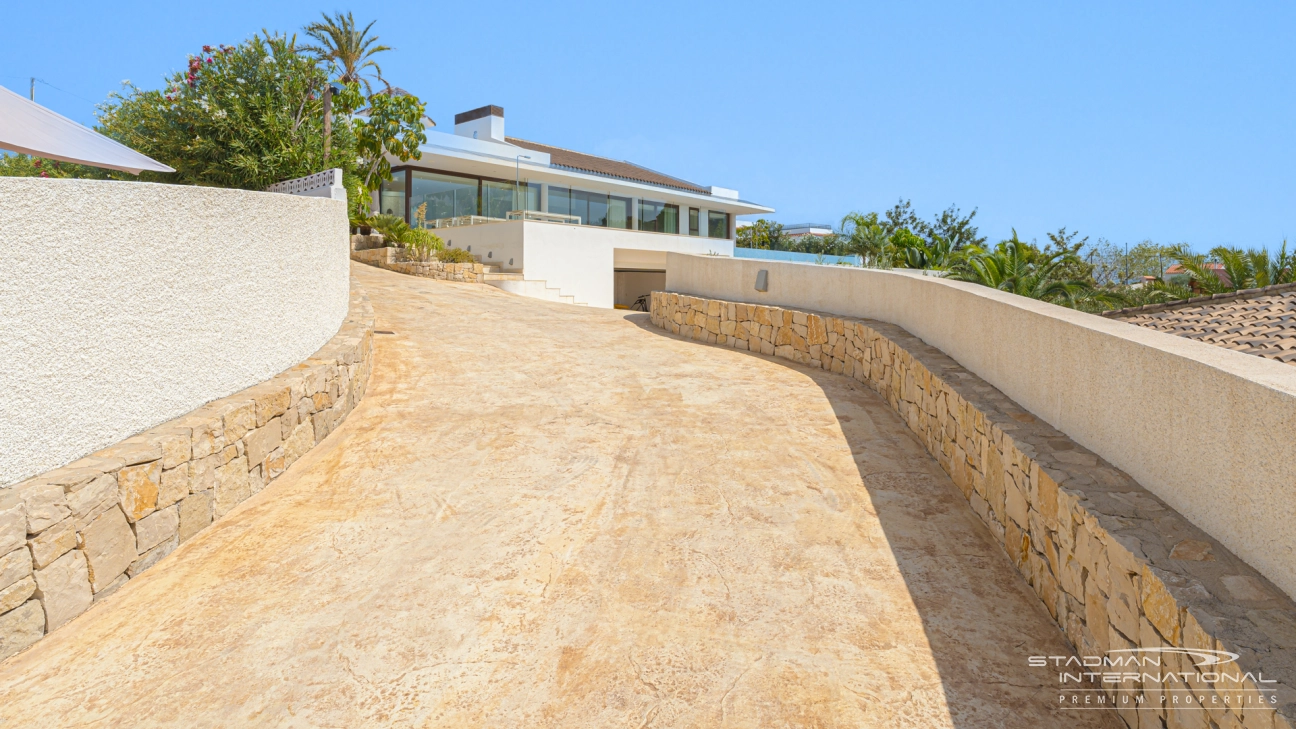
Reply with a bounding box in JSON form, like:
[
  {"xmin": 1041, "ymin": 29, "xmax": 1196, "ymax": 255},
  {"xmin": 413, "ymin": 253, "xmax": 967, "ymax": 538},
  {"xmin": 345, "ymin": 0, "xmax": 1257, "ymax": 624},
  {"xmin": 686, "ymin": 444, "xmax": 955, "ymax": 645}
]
[{"xmin": 0, "ymin": 84, "xmax": 174, "ymax": 175}]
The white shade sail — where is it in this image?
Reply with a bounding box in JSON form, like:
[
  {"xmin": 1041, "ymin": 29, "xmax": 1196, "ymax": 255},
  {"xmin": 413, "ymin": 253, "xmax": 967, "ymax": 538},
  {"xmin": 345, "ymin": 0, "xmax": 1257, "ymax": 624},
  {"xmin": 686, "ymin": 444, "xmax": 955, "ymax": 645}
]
[{"xmin": 0, "ymin": 85, "xmax": 174, "ymax": 175}]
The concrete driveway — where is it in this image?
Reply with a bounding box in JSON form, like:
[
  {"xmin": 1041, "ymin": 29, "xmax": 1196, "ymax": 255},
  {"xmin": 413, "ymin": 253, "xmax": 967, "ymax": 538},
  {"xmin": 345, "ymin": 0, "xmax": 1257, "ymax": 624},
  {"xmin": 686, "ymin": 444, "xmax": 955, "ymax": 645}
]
[{"xmin": 0, "ymin": 263, "xmax": 1117, "ymax": 728}]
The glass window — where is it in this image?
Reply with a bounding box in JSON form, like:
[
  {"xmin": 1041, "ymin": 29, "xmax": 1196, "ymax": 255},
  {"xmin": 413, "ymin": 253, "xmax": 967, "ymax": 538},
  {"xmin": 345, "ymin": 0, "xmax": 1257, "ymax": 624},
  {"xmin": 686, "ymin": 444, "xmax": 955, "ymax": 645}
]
[
  {"xmin": 546, "ymin": 187, "xmax": 630, "ymax": 228},
  {"xmin": 638, "ymin": 200, "xmax": 679, "ymax": 234},
  {"xmin": 608, "ymin": 195, "xmax": 632, "ymax": 229},
  {"xmin": 481, "ymin": 180, "xmax": 539, "ymax": 218},
  {"xmin": 380, "ymin": 170, "xmax": 406, "ymax": 219},
  {"xmin": 548, "ymin": 186, "xmax": 571, "ymax": 217},
  {"xmin": 583, "ymin": 190, "xmax": 608, "ymax": 227},
  {"xmin": 708, "ymin": 210, "xmax": 730, "ymax": 239},
  {"xmin": 689, "ymin": 208, "xmax": 700, "ymax": 236},
  {"xmin": 411, "ymin": 171, "xmax": 478, "ymax": 222},
  {"xmin": 568, "ymin": 189, "xmax": 588, "ymax": 224},
  {"xmin": 522, "ymin": 182, "xmax": 540, "ymax": 212}
]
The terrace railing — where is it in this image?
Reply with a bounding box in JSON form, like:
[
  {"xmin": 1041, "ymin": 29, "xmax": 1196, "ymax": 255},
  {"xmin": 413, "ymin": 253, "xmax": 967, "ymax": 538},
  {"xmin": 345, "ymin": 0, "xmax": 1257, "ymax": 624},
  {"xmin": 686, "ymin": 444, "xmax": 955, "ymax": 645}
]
[
  {"xmin": 505, "ymin": 210, "xmax": 582, "ymax": 224},
  {"xmin": 424, "ymin": 215, "xmax": 502, "ymax": 229}
]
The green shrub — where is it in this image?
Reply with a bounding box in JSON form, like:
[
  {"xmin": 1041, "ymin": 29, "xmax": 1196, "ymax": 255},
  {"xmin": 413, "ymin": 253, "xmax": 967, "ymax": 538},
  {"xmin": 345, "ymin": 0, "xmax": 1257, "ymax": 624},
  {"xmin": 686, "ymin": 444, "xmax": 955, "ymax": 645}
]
[
  {"xmin": 369, "ymin": 214, "xmax": 409, "ymax": 245},
  {"xmin": 436, "ymin": 247, "xmax": 475, "ymax": 263},
  {"xmin": 404, "ymin": 228, "xmax": 444, "ymax": 259}
]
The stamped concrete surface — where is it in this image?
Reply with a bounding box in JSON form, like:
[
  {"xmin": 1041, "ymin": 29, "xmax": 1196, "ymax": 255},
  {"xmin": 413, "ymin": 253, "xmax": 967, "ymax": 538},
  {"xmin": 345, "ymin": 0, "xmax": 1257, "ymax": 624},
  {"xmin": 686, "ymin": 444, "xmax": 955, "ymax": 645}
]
[{"xmin": 0, "ymin": 264, "xmax": 1118, "ymax": 728}]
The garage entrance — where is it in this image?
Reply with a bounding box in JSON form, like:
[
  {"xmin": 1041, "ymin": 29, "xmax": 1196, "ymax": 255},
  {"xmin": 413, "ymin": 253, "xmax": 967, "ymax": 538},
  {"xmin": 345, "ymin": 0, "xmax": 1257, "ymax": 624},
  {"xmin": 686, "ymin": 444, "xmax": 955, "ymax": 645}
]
[{"xmin": 613, "ymin": 269, "xmax": 666, "ymax": 310}]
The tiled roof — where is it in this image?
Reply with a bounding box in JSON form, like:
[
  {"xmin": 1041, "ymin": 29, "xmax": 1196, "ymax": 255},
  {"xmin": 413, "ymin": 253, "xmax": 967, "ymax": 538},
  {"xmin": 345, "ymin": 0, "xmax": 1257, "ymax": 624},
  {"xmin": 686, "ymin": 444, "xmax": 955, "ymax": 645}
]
[
  {"xmin": 1105, "ymin": 283, "xmax": 1296, "ymax": 365},
  {"xmin": 505, "ymin": 137, "xmax": 711, "ymax": 195}
]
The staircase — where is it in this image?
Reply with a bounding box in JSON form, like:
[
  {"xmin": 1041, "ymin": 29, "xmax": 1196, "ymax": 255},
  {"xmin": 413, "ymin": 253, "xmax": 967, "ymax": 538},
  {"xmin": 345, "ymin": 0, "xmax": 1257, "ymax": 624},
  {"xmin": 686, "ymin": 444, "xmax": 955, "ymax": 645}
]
[{"xmin": 481, "ymin": 270, "xmax": 586, "ymax": 306}]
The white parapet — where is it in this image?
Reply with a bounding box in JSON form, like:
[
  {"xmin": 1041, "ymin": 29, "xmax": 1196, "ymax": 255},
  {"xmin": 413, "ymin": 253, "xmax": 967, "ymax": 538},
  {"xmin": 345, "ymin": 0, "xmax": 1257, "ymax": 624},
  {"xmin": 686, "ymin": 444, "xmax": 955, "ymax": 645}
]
[{"xmin": 266, "ymin": 168, "xmax": 346, "ymax": 201}]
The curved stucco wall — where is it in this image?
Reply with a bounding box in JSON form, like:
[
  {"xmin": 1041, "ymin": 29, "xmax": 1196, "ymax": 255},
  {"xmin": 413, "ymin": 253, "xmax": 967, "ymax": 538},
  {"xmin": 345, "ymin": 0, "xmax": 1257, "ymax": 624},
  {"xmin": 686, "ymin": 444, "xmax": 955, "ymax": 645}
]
[
  {"xmin": 666, "ymin": 253, "xmax": 1296, "ymax": 600},
  {"xmin": 0, "ymin": 178, "xmax": 350, "ymax": 486}
]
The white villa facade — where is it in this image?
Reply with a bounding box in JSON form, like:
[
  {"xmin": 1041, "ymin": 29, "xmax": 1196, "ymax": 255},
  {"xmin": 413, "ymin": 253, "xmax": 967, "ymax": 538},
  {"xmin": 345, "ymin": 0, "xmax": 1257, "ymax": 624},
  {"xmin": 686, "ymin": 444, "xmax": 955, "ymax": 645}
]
[{"xmin": 374, "ymin": 105, "xmax": 772, "ymax": 308}]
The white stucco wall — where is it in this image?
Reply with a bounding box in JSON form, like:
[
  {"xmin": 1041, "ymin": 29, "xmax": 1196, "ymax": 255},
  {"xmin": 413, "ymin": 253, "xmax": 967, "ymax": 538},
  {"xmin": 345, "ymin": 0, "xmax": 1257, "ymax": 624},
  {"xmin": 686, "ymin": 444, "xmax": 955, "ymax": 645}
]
[
  {"xmin": 438, "ymin": 221, "xmax": 733, "ymax": 307},
  {"xmin": 665, "ymin": 253, "xmax": 1296, "ymax": 600},
  {"xmin": 0, "ymin": 178, "xmax": 350, "ymax": 486}
]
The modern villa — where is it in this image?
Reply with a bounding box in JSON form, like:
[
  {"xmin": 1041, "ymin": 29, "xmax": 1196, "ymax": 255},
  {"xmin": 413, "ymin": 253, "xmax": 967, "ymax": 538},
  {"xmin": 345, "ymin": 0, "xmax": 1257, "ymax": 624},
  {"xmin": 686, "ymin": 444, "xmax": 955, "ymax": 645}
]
[{"xmin": 374, "ymin": 105, "xmax": 772, "ymax": 308}]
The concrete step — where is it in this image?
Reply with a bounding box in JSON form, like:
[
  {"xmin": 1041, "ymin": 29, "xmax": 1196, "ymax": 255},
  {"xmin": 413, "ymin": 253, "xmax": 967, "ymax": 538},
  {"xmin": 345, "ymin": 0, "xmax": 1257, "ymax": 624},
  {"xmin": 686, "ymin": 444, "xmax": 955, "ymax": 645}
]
[{"xmin": 484, "ymin": 276, "xmax": 584, "ymax": 306}]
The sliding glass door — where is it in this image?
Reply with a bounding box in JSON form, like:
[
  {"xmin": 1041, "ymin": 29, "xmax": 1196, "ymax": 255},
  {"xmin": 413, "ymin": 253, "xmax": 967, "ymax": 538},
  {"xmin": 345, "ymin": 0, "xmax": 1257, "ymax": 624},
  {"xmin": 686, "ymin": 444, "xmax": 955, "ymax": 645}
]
[
  {"xmin": 411, "ymin": 171, "xmax": 478, "ymax": 222},
  {"xmin": 548, "ymin": 187, "xmax": 631, "ymax": 229}
]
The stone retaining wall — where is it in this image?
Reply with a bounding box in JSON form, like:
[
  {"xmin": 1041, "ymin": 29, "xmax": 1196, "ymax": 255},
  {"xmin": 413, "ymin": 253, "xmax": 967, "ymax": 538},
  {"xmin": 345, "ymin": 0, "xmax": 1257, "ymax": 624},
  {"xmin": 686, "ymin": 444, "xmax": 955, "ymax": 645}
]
[
  {"xmin": 0, "ymin": 283, "xmax": 374, "ymax": 661},
  {"xmin": 651, "ymin": 291, "xmax": 1295, "ymax": 729},
  {"xmin": 351, "ymin": 247, "xmax": 487, "ymax": 283}
]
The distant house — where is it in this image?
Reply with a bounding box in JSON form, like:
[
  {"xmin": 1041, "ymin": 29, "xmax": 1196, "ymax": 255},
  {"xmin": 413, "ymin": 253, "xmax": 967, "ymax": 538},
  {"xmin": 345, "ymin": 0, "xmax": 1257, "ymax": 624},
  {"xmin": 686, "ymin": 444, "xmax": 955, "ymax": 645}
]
[
  {"xmin": 375, "ymin": 105, "xmax": 772, "ymax": 308},
  {"xmin": 782, "ymin": 223, "xmax": 835, "ymax": 239},
  {"xmin": 1163, "ymin": 262, "xmax": 1232, "ymax": 289}
]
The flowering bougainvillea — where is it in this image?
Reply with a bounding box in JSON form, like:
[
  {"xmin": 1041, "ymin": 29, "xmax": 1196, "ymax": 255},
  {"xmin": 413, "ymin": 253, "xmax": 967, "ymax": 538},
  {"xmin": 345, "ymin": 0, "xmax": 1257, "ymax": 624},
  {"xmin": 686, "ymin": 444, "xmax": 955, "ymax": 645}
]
[{"xmin": 4, "ymin": 29, "xmax": 424, "ymax": 198}]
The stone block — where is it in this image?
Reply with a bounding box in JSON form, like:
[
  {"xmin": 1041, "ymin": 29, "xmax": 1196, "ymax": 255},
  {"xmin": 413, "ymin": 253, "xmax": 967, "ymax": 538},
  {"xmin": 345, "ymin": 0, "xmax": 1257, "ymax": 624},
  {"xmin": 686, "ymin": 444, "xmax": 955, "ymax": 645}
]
[
  {"xmin": 214, "ymin": 456, "xmax": 250, "ymax": 518},
  {"xmin": 80, "ymin": 507, "xmax": 136, "ymax": 592},
  {"xmin": 312, "ymin": 410, "xmax": 333, "ymax": 444},
  {"xmin": 133, "ymin": 505, "xmax": 179, "ymax": 554},
  {"xmin": 65, "ymin": 474, "xmax": 117, "ymax": 520},
  {"xmin": 280, "ymin": 407, "xmax": 299, "ymax": 438},
  {"xmin": 0, "ymin": 576, "xmax": 35, "ymax": 614},
  {"xmin": 127, "ymin": 535, "xmax": 177, "ymax": 578},
  {"xmin": 0, "ymin": 600, "xmax": 45, "ymax": 660},
  {"xmin": 253, "ymin": 384, "xmax": 292, "ymax": 426},
  {"xmin": 244, "ymin": 419, "xmax": 283, "ymax": 467},
  {"xmin": 0, "ymin": 547, "xmax": 33, "ymax": 591},
  {"xmin": 158, "ymin": 464, "xmax": 189, "ymax": 509},
  {"xmin": 98, "ymin": 440, "xmax": 162, "ymax": 467},
  {"xmin": 152, "ymin": 429, "xmax": 192, "ymax": 470},
  {"xmin": 221, "ymin": 400, "xmax": 257, "ymax": 442},
  {"xmin": 33, "ymin": 549, "xmax": 93, "ymax": 631},
  {"xmin": 185, "ymin": 414, "xmax": 223, "ymax": 460},
  {"xmin": 117, "ymin": 460, "xmax": 160, "ymax": 522},
  {"xmin": 28, "ymin": 518, "xmax": 76, "ymax": 569},
  {"xmin": 178, "ymin": 491, "xmax": 213, "ymax": 543},
  {"xmin": 0, "ymin": 498, "xmax": 25, "ymax": 555},
  {"xmin": 17, "ymin": 482, "xmax": 69, "ymax": 534},
  {"xmin": 1141, "ymin": 565, "xmax": 1182, "ymax": 644},
  {"xmin": 1085, "ymin": 577, "xmax": 1111, "ymax": 654},
  {"xmin": 190, "ymin": 454, "xmax": 218, "ymax": 494},
  {"xmin": 282, "ymin": 421, "xmax": 314, "ymax": 469},
  {"xmin": 1109, "ymin": 564, "xmax": 1142, "ymax": 639}
]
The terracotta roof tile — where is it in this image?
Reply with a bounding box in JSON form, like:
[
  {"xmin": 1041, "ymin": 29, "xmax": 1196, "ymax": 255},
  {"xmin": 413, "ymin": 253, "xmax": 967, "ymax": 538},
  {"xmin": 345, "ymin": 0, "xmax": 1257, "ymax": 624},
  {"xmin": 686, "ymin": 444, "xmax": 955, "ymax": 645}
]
[
  {"xmin": 505, "ymin": 137, "xmax": 711, "ymax": 195},
  {"xmin": 1107, "ymin": 284, "xmax": 1296, "ymax": 366}
]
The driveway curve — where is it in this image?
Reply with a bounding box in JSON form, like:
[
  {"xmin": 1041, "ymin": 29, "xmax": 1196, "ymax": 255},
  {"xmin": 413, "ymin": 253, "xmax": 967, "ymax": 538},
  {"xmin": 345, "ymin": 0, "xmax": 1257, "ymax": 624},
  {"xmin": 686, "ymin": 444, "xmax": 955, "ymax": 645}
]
[{"xmin": 0, "ymin": 263, "xmax": 1117, "ymax": 728}]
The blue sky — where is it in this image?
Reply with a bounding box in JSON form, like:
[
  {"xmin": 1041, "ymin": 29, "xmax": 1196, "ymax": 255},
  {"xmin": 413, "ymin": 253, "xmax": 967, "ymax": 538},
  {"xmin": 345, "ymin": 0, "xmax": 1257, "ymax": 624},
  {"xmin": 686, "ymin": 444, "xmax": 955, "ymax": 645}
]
[{"xmin": 4, "ymin": 1, "xmax": 1293, "ymax": 251}]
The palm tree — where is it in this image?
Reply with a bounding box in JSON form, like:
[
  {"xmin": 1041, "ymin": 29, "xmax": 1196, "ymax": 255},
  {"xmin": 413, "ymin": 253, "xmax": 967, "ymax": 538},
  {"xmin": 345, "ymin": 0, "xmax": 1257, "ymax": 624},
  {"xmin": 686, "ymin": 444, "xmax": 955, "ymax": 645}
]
[
  {"xmin": 301, "ymin": 12, "xmax": 391, "ymax": 163},
  {"xmin": 1168, "ymin": 242, "xmax": 1295, "ymax": 293},
  {"xmin": 301, "ymin": 12, "xmax": 391, "ymax": 93},
  {"xmin": 949, "ymin": 233, "xmax": 1124, "ymax": 309},
  {"xmin": 840, "ymin": 212, "xmax": 891, "ymax": 267}
]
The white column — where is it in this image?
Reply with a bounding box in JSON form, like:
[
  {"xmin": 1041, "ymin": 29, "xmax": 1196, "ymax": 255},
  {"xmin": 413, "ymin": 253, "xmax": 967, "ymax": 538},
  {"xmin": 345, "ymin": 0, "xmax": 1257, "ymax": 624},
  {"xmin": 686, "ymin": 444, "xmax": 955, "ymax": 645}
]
[
  {"xmin": 630, "ymin": 197, "xmax": 639, "ymax": 230},
  {"xmin": 699, "ymin": 208, "xmax": 710, "ymax": 238},
  {"xmin": 540, "ymin": 183, "xmax": 549, "ymax": 213}
]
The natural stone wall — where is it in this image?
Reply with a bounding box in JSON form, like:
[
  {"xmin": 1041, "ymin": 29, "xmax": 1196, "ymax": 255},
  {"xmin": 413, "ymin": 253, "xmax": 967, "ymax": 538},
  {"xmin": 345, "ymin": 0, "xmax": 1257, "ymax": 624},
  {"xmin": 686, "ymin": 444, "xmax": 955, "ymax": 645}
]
[
  {"xmin": 0, "ymin": 283, "xmax": 374, "ymax": 661},
  {"xmin": 351, "ymin": 247, "xmax": 487, "ymax": 283},
  {"xmin": 651, "ymin": 291, "xmax": 1296, "ymax": 729},
  {"xmin": 350, "ymin": 233, "xmax": 387, "ymax": 251}
]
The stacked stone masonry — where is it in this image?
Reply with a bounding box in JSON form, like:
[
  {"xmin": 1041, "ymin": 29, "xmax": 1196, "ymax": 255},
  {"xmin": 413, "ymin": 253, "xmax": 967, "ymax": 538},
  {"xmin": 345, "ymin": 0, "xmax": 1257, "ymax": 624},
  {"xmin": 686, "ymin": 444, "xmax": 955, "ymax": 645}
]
[
  {"xmin": 351, "ymin": 246, "xmax": 488, "ymax": 283},
  {"xmin": 651, "ymin": 291, "xmax": 1296, "ymax": 729},
  {"xmin": 0, "ymin": 283, "xmax": 374, "ymax": 661}
]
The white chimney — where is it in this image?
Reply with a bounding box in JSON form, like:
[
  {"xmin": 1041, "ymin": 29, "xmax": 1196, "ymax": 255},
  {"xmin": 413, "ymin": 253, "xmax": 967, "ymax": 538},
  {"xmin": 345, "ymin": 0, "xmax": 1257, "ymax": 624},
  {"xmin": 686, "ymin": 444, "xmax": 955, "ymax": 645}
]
[{"xmin": 454, "ymin": 105, "xmax": 505, "ymax": 143}]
